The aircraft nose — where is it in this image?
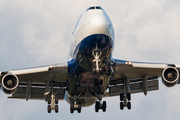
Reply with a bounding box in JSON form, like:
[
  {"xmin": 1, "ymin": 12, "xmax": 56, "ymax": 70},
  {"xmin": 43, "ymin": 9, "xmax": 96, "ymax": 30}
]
[
  {"xmin": 76, "ymin": 9, "xmax": 114, "ymax": 42},
  {"xmin": 91, "ymin": 14, "xmax": 108, "ymax": 33},
  {"xmin": 80, "ymin": 12, "xmax": 112, "ymax": 39}
]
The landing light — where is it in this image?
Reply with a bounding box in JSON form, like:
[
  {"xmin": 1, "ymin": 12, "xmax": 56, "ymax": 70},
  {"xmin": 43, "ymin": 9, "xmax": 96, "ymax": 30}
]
[
  {"xmin": 49, "ymin": 65, "xmax": 53, "ymax": 70},
  {"xmin": 126, "ymin": 62, "xmax": 132, "ymax": 66},
  {"xmin": 129, "ymin": 62, "xmax": 132, "ymax": 65}
]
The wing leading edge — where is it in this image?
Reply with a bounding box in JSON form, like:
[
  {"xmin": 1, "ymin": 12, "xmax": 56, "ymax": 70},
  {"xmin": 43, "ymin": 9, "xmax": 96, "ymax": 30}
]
[{"xmin": 0, "ymin": 62, "xmax": 68, "ymax": 82}]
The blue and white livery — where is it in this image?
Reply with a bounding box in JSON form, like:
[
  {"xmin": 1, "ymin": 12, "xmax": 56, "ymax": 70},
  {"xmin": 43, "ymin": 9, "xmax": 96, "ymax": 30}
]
[{"xmin": 1, "ymin": 5, "xmax": 180, "ymax": 113}]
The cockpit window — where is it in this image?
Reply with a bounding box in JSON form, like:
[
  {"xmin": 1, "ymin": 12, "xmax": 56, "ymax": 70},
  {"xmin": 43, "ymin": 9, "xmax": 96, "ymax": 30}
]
[
  {"xmin": 86, "ymin": 6, "xmax": 102, "ymax": 12},
  {"xmin": 96, "ymin": 6, "xmax": 102, "ymax": 9},
  {"xmin": 87, "ymin": 7, "xmax": 95, "ymax": 11}
]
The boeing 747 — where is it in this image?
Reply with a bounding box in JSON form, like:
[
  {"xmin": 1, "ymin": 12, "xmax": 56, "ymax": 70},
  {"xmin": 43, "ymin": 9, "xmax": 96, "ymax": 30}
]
[{"xmin": 0, "ymin": 5, "xmax": 179, "ymax": 113}]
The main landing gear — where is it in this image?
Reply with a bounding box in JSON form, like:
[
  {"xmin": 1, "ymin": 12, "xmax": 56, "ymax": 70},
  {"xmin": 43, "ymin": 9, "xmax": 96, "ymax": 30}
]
[
  {"xmin": 47, "ymin": 95, "xmax": 59, "ymax": 113},
  {"xmin": 95, "ymin": 101, "xmax": 106, "ymax": 112},
  {"xmin": 70, "ymin": 93, "xmax": 83, "ymax": 114},
  {"xmin": 45, "ymin": 81, "xmax": 60, "ymax": 113},
  {"xmin": 120, "ymin": 93, "xmax": 131, "ymax": 110},
  {"xmin": 119, "ymin": 78, "xmax": 131, "ymax": 110},
  {"xmin": 93, "ymin": 92, "xmax": 107, "ymax": 112},
  {"xmin": 70, "ymin": 103, "xmax": 81, "ymax": 113}
]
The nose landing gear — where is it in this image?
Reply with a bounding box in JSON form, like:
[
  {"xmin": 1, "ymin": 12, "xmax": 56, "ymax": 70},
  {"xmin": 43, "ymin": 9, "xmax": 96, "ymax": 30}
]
[{"xmin": 92, "ymin": 44, "xmax": 102, "ymax": 74}]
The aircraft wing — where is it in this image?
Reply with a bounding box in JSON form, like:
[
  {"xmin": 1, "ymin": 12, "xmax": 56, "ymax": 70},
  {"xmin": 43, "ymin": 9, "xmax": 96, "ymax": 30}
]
[
  {"xmin": 0, "ymin": 62, "xmax": 68, "ymax": 100},
  {"xmin": 108, "ymin": 59, "xmax": 180, "ymax": 97}
]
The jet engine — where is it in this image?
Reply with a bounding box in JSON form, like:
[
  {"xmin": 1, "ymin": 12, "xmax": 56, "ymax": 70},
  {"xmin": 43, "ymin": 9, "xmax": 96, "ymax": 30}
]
[
  {"xmin": 162, "ymin": 67, "xmax": 179, "ymax": 87},
  {"xmin": 1, "ymin": 74, "xmax": 19, "ymax": 94}
]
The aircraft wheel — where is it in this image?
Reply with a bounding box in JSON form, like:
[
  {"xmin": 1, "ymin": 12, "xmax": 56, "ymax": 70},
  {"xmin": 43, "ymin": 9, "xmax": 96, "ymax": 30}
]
[
  {"xmin": 95, "ymin": 101, "xmax": 99, "ymax": 112},
  {"xmin": 70, "ymin": 103, "xmax": 74, "ymax": 114},
  {"xmin": 102, "ymin": 101, "xmax": 106, "ymax": 112},
  {"xmin": 120, "ymin": 93, "xmax": 124, "ymax": 101},
  {"xmin": 78, "ymin": 104, "xmax": 81, "ymax": 113},
  {"xmin": 127, "ymin": 93, "xmax": 131, "ymax": 101},
  {"xmin": 55, "ymin": 105, "xmax": 58, "ymax": 113},
  {"xmin": 55, "ymin": 96, "xmax": 58, "ymax": 104},
  {"xmin": 127, "ymin": 102, "xmax": 131, "ymax": 110},
  {"xmin": 48, "ymin": 105, "xmax": 51, "ymax": 113},
  {"xmin": 120, "ymin": 102, "xmax": 124, "ymax": 110},
  {"xmin": 47, "ymin": 97, "xmax": 51, "ymax": 104}
]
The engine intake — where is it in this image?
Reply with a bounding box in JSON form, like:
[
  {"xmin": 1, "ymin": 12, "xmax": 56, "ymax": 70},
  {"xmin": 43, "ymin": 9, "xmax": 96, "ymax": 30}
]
[
  {"xmin": 162, "ymin": 67, "xmax": 179, "ymax": 87},
  {"xmin": 1, "ymin": 74, "xmax": 19, "ymax": 94}
]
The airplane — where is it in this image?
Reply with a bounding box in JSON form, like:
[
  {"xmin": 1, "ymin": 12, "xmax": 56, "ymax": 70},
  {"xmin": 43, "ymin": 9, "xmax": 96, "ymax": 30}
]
[{"xmin": 0, "ymin": 4, "xmax": 180, "ymax": 114}]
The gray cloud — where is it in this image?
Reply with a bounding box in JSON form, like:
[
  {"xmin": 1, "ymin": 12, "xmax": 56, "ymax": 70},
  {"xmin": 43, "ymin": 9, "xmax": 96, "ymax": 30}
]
[{"xmin": 1, "ymin": 0, "xmax": 180, "ymax": 120}]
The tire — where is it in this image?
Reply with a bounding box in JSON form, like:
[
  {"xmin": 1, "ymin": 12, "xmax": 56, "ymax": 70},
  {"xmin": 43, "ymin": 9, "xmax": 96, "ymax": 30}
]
[
  {"xmin": 70, "ymin": 103, "xmax": 74, "ymax": 114},
  {"xmin": 127, "ymin": 93, "xmax": 131, "ymax": 101},
  {"xmin": 102, "ymin": 101, "xmax": 106, "ymax": 112},
  {"xmin": 55, "ymin": 105, "xmax": 58, "ymax": 113},
  {"xmin": 78, "ymin": 109, "xmax": 81, "ymax": 113},
  {"xmin": 95, "ymin": 101, "xmax": 99, "ymax": 112},
  {"xmin": 48, "ymin": 105, "xmax": 51, "ymax": 113},
  {"xmin": 127, "ymin": 102, "xmax": 131, "ymax": 110},
  {"xmin": 120, "ymin": 93, "xmax": 124, "ymax": 101},
  {"xmin": 120, "ymin": 102, "xmax": 124, "ymax": 110},
  {"xmin": 55, "ymin": 96, "xmax": 58, "ymax": 104},
  {"xmin": 48, "ymin": 97, "xmax": 51, "ymax": 104},
  {"xmin": 78, "ymin": 104, "xmax": 81, "ymax": 113}
]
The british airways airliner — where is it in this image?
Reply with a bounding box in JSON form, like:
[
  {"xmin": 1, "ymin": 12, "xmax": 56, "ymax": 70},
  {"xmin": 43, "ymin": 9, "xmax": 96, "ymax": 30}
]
[{"xmin": 0, "ymin": 5, "xmax": 180, "ymax": 113}]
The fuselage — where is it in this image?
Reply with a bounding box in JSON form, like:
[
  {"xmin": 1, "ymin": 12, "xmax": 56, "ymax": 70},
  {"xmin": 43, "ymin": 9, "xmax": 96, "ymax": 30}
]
[{"xmin": 65, "ymin": 5, "xmax": 115, "ymax": 107}]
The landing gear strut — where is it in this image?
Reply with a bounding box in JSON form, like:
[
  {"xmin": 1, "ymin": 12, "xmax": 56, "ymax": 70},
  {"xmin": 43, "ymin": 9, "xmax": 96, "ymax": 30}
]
[
  {"xmin": 70, "ymin": 93, "xmax": 83, "ymax": 114},
  {"xmin": 119, "ymin": 78, "xmax": 131, "ymax": 110},
  {"xmin": 92, "ymin": 44, "xmax": 102, "ymax": 74},
  {"xmin": 47, "ymin": 95, "xmax": 59, "ymax": 113},
  {"xmin": 119, "ymin": 93, "xmax": 131, "ymax": 110},
  {"xmin": 93, "ymin": 92, "xmax": 107, "ymax": 112},
  {"xmin": 45, "ymin": 81, "xmax": 59, "ymax": 113}
]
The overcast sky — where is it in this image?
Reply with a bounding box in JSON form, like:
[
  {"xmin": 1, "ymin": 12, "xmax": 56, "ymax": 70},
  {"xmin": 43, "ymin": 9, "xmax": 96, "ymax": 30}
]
[{"xmin": 1, "ymin": 0, "xmax": 180, "ymax": 120}]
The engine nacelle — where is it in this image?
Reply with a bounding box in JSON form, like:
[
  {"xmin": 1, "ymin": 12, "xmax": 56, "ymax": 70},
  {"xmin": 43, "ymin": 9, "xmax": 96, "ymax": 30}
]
[
  {"xmin": 162, "ymin": 67, "xmax": 179, "ymax": 87},
  {"xmin": 1, "ymin": 74, "xmax": 19, "ymax": 94}
]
